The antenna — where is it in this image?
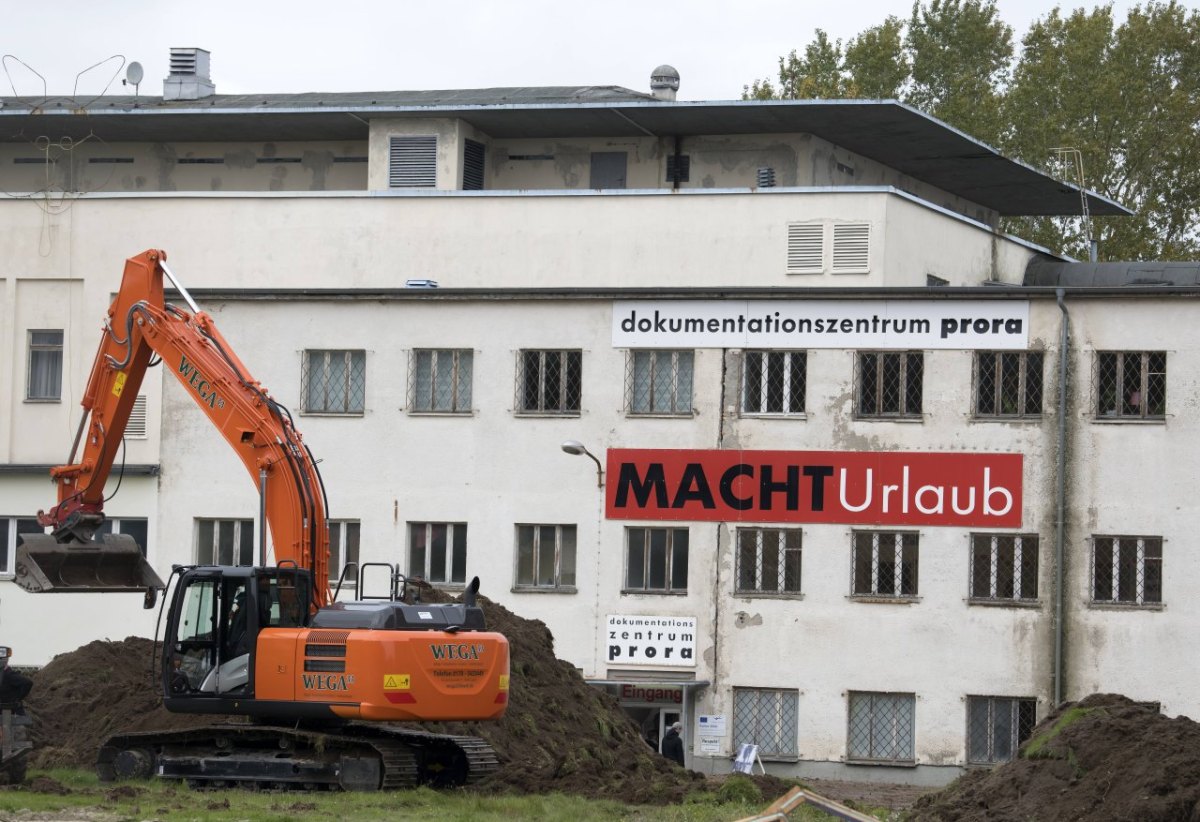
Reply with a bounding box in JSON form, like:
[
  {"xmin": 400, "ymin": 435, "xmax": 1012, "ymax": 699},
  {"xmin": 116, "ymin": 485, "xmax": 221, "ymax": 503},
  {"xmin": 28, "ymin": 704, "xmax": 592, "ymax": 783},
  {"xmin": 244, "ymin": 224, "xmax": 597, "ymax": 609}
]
[
  {"xmin": 1051, "ymin": 147, "xmax": 1096, "ymax": 262},
  {"xmin": 124, "ymin": 61, "xmax": 143, "ymax": 96}
]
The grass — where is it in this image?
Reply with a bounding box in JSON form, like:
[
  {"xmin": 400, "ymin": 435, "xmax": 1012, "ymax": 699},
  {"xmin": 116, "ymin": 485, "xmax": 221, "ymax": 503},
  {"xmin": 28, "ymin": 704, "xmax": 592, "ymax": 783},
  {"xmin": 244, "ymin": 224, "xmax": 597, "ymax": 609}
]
[{"xmin": 1022, "ymin": 706, "xmax": 1098, "ymax": 760}]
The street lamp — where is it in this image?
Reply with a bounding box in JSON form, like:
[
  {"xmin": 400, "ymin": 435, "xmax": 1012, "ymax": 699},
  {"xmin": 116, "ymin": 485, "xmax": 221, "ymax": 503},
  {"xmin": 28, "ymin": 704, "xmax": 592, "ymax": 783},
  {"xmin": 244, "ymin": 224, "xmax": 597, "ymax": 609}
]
[{"xmin": 561, "ymin": 440, "xmax": 604, "ymax": 487}]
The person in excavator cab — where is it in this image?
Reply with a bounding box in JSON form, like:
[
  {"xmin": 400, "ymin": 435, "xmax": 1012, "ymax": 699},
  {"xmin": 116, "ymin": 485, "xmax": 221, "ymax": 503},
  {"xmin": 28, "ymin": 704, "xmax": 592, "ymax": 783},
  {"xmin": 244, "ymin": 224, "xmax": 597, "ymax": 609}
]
[{"xmin": 0, "ymin": 648, "xmax": 32, "ymax": 713}]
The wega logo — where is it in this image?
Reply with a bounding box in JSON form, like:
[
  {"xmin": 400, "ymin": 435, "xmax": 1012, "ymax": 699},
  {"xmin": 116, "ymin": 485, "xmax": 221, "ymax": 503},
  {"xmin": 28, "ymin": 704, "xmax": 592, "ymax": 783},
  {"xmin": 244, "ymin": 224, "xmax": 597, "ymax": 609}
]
[
  {"xmin": 177, "ymin": 355, "xmax": 226, "ymax": 410},
  {"xmin": 301, "ymin": 673, "xmax": 354, "ymax": 691},
  {"xmin": 430, "ymin": 643, "xmax": 486, "ymax": 661}
]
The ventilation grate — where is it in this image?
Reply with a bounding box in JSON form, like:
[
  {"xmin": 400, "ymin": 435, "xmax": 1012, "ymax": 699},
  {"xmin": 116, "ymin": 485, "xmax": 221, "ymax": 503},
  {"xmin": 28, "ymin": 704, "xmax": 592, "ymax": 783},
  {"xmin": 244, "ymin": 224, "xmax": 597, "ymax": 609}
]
[
  {"xmin": 389, "ymin": 136, "xmax": 437, "ymax": 188},
  {"xmin": 786, "ymin": 223, "xmax": 823, "ymax": 273},
  {"xmin": 126, "ymin": 395, "xmax": 148, "ymax": 439},
  {"xmin": 832, "ymin": 223, "xmax": 870, "ymax": 272},
  {"xmin": 463, "ymin": 139, "xmax": 485, "ymax": 190}
]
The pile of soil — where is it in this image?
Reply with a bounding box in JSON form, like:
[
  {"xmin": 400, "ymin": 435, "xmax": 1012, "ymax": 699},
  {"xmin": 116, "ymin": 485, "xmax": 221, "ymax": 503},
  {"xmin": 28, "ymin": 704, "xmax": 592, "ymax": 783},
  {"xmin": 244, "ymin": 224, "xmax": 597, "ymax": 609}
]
[
  {"xmin": 25, "ymin": 590, "xmax": 794, "ymax": 806},
  {"xmin": 910, "ymin": 693, "xmax": 1200, "ymax": 821}
]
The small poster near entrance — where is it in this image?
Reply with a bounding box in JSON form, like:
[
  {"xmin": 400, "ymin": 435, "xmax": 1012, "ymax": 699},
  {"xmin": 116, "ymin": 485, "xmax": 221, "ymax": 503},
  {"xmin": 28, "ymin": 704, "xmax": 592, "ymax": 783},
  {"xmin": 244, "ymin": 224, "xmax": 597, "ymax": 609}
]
[
  {"xmin": 733, "ymin": 743, "xmax": 763, "ymax": 775},
  {"xmin": 698, "ymin": 714, "xmax": 726, "ymax": 755}
]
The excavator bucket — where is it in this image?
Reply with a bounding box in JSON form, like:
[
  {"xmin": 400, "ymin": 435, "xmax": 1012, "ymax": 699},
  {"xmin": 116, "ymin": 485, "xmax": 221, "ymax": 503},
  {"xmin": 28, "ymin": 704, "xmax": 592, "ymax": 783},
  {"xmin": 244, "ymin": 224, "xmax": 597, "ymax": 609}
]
[{"xmin": 14, "ymin": 533, "xmax": 165, "ymax": 595}]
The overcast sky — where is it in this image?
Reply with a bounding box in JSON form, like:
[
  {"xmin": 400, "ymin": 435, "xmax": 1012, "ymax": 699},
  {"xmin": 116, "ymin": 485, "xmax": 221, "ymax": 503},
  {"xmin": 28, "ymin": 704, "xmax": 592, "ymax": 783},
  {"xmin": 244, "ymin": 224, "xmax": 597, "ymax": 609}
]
[{"xmin": 2, "ymin": 0, "xmax": 1170, "ymax": 102}]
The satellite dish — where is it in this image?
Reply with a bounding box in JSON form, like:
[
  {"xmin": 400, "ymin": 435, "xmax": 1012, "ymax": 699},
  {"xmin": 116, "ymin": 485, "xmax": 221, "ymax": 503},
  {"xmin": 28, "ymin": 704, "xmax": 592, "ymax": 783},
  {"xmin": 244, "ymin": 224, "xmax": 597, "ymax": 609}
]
[{"xmin": 125, "ymin": 61, "xmax": 144, "ymax": 87}]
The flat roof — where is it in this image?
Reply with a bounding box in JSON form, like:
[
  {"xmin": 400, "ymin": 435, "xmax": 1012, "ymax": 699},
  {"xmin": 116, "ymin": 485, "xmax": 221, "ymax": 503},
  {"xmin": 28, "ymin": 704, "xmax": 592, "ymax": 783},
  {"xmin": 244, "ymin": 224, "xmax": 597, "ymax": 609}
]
[{"xmin": 0, "ymin": 89, "xmax": 1128, "ymax": 218}]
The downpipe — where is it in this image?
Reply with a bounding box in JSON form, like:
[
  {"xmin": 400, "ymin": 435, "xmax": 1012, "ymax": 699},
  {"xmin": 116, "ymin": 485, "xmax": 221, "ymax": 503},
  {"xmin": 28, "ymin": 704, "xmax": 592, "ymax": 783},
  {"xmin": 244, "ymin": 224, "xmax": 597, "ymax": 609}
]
[{"xmin": 1054, "ymin": 289, "xmax": 1070, "ymax": 706}]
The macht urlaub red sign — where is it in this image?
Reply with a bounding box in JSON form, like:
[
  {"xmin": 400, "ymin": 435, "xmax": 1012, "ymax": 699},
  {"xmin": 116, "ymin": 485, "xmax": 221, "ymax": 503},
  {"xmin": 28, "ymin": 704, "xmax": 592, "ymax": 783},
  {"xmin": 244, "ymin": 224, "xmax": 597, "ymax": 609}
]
[{"xmin": 605, "ymin": 449, "xmax": 1022, "ymax": 528}]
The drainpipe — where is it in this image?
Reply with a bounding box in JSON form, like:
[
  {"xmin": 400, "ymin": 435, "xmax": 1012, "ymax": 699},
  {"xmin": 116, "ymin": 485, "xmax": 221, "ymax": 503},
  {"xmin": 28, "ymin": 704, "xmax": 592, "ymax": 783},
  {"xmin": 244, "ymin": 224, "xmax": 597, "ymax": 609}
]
[{"xmin": 1054, "ymin": 289, "xmax": 1070, "ymax": 706}]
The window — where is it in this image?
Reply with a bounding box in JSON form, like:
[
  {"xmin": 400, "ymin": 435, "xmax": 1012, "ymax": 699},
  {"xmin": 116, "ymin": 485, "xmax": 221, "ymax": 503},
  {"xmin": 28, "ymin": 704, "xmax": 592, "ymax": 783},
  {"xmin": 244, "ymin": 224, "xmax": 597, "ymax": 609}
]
[
  {"xmin": 732, "ymin": 687, "xmax": 799, "ymax": 759},
  {"xmin": 1091, "ymin": 536, "xmax": 1162, "ymax": 605},
  {"xmin": 26, "ymin": 329, "xmax": 63, "ymax": 401},
  {"xmin": 302, "ymin": 350, "xmax": 365, "ymax": 414},
  {"xmin": 1, "ymin": 517, "xmax": 44, "ymax": 575},
  {"xmin": 516, "ymin": 350, "xmax": 581, "ymax": 415},
  {"xmin": 735, "ymin": 528, "xmax": 802, "ymax": 595},
  {"xmin": 742, "ymin": 351, "xmax": 806, "ymax": 416},
  {"xmin": 975, "ymin": 352, "xmax": 1044, "ymax": 418},
  {"xmin": 94, "ymin": 517, "xmax": 150, "ymax": 557},
  {"xmin": 625, "ymin": 527, "xmax": 688, "ymax": 593},
  {"xmin": 410, "ymin": 349, "xmax": 472, "ymax": 413},
  {"xmin": 856, "ymin": 351, "xmax": 923, "ymax": 419},
  {"xmin": 852, "ymin": 531, "xmax": 918, "ymax": 599},
  {"xmin": 388, "ymin": 135, "xmax": 437, "ymax": 188},
  {"xmin": 627, "ymin": 350, "xmax": 693, "ymax": 416},
  {"xmin": 196, "ymin": 519, "xmax": 254, "ymax": 566},
  {"xmin": 970, "ymin": 534, "xmax": 1038, "ymax": 602},
  {"xmin": 1096, "ymin": 351, "xmax": 1166, "ymax": 419},
  {"xmin": 514, "ymin": 524, "xmax": 577, "ymax": 590},
  {"xmin": 967, "ymin": 696, "xmax": 1036, "ymax": 765},
  {"xmin": 848, "ymin": 691, "xmax": 915, "ymax": 764},
  {"xmin": 328, "ymin": 520, "xmax": 361, "ymax": 584},
  {"xmin": 409, "ymin": 522, "xmax": 467, "ymax": 585}
]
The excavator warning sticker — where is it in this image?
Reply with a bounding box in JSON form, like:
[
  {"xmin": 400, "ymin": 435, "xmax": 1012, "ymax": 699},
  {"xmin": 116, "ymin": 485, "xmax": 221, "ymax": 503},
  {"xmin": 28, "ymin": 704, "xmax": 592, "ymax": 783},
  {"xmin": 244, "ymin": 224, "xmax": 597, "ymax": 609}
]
[
  {"xmin": 383, "ymin": 674, "xmax": 411, "ymax": 690},
  {"xmin": 499, "ymin": 674, "xmax": 509, "ymax": 691},
  {"xmin": 112, "ymin": 371, "xmax": 127, "ymax": 397}
]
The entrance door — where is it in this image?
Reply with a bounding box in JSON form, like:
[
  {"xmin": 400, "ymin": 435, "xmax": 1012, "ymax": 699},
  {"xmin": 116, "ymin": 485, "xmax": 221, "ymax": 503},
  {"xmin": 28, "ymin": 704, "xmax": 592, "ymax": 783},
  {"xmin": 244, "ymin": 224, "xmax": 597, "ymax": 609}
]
[
  {"xmin": 589, "ymin": 152, "xmax": 627, "ymax": 189},
  {"xmin": 657, "ymin": 709, "xmax": 681, "ymax": 754}
]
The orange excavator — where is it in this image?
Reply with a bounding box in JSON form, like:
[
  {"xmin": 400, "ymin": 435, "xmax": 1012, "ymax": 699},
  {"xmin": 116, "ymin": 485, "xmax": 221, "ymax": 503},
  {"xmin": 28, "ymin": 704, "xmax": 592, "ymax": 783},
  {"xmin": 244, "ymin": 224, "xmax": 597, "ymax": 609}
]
[{"xmin": 15, "ymin": 249, "xmax": 509, "ymax": 790}]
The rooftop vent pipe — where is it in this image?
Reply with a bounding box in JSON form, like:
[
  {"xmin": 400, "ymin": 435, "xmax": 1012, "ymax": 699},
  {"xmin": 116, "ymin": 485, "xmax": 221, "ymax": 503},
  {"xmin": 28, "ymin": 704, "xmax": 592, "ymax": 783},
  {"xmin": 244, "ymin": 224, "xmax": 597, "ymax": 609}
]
[
  {"xmin": 650, "ymin": 64, "xmax": 680, "ymax": 101},
  {"xmin": 163, "ymin": 47, "xmax": 215, "ymax": 101}
]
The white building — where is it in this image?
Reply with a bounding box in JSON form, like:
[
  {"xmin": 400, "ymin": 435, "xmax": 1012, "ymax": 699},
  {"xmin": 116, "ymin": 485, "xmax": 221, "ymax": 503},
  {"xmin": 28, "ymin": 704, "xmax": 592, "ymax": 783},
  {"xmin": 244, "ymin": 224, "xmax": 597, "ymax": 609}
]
[{"xmin": 5, "ymin": 50, "xmax": 1192, "ymax": 786}]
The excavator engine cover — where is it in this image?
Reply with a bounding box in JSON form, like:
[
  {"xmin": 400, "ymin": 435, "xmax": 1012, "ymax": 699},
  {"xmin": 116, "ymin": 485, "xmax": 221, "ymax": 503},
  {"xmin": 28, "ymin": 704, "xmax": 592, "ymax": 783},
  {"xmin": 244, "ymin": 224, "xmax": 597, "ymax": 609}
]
[{"xmin": 14, "ymin": 533, "xmax": 164, "ymax": 594}]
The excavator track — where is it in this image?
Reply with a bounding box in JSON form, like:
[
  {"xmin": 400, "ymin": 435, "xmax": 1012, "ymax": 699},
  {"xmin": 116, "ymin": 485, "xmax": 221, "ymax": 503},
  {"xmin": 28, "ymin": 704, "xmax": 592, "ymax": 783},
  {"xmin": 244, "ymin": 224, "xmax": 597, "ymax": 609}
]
[{"xmin": 96, "ymin": 722, "xmax": 498, "ymax": 791}]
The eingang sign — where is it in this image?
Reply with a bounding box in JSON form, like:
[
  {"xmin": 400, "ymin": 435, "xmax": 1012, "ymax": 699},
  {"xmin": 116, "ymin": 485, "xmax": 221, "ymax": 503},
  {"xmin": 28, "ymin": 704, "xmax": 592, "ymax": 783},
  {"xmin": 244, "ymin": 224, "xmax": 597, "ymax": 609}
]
[
  {"xmin": 606, "ymin": 449, "xmax": 1022, "ymax": 528},
  {"xmin": 613, "ymin": 300, "xmax": 1030, "ymax": 350}
]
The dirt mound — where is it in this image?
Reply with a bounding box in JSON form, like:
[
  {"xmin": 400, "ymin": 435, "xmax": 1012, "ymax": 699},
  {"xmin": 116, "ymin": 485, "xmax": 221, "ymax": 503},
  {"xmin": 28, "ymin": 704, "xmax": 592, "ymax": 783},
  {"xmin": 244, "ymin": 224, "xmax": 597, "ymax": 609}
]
[
  {"xmin": 910, "ymin": 693, "xmax": 1200, "ymax": 822},
  {"xmin": 24, "ymin": 589, "xmax": 761, "ymax": 805}
]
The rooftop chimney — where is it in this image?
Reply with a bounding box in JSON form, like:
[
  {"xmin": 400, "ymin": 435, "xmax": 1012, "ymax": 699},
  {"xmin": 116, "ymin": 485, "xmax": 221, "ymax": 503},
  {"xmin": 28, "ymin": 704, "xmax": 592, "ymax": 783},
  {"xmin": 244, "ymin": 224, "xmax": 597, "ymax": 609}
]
[
  {"xmin": 163, "ymin": 47, "xmax": 215, "ymax": 101},
  {"xmin": 650, "ymin": 64, "xmax": 680, "ymax": 101}
]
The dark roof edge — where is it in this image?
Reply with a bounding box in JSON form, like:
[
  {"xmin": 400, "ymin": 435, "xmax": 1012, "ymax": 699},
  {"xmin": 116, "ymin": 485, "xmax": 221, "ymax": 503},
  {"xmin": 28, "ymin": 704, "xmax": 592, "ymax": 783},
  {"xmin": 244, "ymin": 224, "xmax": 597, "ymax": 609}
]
[{"xmin": 0, "ymin": 463, "xmax": 160, "ymax": 476}]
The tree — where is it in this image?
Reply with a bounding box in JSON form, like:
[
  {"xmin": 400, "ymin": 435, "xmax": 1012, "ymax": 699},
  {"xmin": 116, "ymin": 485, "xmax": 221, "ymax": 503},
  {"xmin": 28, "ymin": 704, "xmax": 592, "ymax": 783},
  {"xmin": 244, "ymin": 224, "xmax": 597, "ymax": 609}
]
[
  {"xmin": 743, "ymin": 30, "xmax": 848, "ymax": 100},
  {"xmin": 844, "ymin": 17, "xmax": 910, "ymax": 100}
]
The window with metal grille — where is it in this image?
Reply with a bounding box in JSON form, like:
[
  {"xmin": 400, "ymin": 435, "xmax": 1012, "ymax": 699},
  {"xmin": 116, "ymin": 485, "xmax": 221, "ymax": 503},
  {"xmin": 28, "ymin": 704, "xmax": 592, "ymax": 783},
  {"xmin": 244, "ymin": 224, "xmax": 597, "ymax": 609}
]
[
  {"xmin": 388, "ymin": 135, "xmax": 437, "ymax": 188},
  {"xmin": 1096, "ymin": 351, "xmax": 1166, "ymax": 420},
  {"xmin": 967, "ymin": 696, "xmax": 1037, "ymax": 765},
  {"xmin": 856, "ymin": 351, "xmax": 923, "ymax": 419},
  {"xmin": 195, "ymin": 519, "xmax": 254, "ymax": 566},
  {"xmin": 409, "ymin": 349, "xmax": 472, "ymax": 413},
  {"xmin": 848, "ymin": 691, "xmax": 915, "ymax": 763},
  {"xmin": 665, "ymin": 155, "xmax": 690, "ymax": 183},
  {"xmin": 328, "ymin": 520, "xmax": 361, "ymax": 584},
  {"xmin": 94, "ymin": 517, "xmax": 149, "ymax": 557},
  {"xmin": 732, "ymin": 688, "xmax": 799, "ymax": 758},
  {"xmin": 627, "ymin": 350, "xmax": 694, "ymax": 416},
  {"xmin": 786, "ymin": 223, "xmax": 823, "ymax": 273},
  {"xmin": 463, "ymin": 139, "xmax": 485, "ymax": 190},
  {"xmin": 27, "ymin": 329, "xmax": 63, "ymax": 401},
  {"xmin": 625, "ymin": 527, "xmax": 688, "ymax": 593},
  {"xmin": 1, "ymin": 517, "xmax": 44, "ymax": 575},
  {"xmin": 516, "ymin": 350, "xmax": 581, "ymax": 415},
  {"xmin": 970, "ymin": 534, "xmax": 1039, "ymax": 602},
  {"xmin": 975, "ymin": 351, "xmax": 1043, "ymax": 418},
  {"xmin": 515, "ymin": 524, "xmax": 577, "ymax": 590},
  {"xmin": 742, "ymin": 351, "xmax": 806, "ymax": 416},
  {"xmin": 302, "ymin": 350, "xmax": 366, "ymax": 414},
  {"xmin": 1091, "ymin": 536, "xmax": 1162, "ymax": 605},
  {"xmin": 409, "ymin": 522, "xmax": 467, "ymax": 585},
  {"xmin": 125, "ymin": 395, "xmax": 149, "ymax": 439},
  {"xmin": 852, "ymin": 531, "xmax": 919, "ymax": 598},
  {"xmin": 832, "ymin": 223, "xmax": 870, "ymax": 272},
  {"xmin": 736, "ymin": 528, "xmax": 802, "ymax": 595}
]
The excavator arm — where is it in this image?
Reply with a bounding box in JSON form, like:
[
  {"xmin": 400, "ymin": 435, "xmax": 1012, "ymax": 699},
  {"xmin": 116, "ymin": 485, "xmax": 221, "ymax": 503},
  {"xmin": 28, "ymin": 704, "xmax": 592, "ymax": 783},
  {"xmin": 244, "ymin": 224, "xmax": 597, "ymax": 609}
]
[{"xmin": 16, "ymin": 249, "xmax": 330, "ymax": 605}]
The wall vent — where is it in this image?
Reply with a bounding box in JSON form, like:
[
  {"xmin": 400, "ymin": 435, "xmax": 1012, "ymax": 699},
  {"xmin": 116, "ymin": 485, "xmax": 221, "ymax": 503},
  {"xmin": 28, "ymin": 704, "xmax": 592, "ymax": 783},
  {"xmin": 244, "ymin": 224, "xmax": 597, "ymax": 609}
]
[
  {"xmin": 757, "ymin": 167, "xmax": 777, "ymax": 188},
  {"xmin": 126, "ymin": 394, "xmax": 148, "ymax": 439},
  {"xmin": 388, "ymin": 136, "xmax": 437, "ymax": 188},
  {"xmin": 786, "ymin": 224, "xmax": 823, "ymax": 273},
  {"xmin": 832, "ymin": 223, "xmax": 871, "ymax": 273},
  {"xmin": 463, "ymin": 139, "xmax": 485, "ymax": 190}
]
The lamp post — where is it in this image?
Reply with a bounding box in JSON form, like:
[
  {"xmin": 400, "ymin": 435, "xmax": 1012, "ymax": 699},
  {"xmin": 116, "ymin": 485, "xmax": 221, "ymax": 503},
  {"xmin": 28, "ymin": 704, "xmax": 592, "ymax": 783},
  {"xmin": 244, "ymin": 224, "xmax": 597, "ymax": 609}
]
[{"xmin": 561, "ymin": 440, "xmax": 604, "ymax": 487}]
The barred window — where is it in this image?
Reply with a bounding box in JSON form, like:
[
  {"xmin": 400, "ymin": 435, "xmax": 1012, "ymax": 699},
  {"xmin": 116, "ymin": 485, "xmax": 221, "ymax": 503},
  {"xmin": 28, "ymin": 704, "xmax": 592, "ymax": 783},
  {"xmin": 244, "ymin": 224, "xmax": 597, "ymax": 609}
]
[
  {"xmin": 856, "ymin": 351, "xmax": 923, "ymax": 419},
  {"xmin": 970, "ymin": 534, "xmax": 1039, "ymax": 602},
  {"xmin": 1096, "ymin": 351, "xmax": 1166, "ymax": 420},
  {"xmin": 732, "ymin": 687, "xmax": 799, "ymax": 758},
  {"xmin": 742, "ymin": 351, "xmax": 806, "ymax": 415},
  {"xmin": 515, "ymin": 524, "xmax": 577, "ymax": 590},
  {"xmin": 2, "ymin": 517, "xmax": 44, "ymax": 575},
  {"xmin": 1091, "ymin": 536, "xmax": 1162, "ymax": 605},
  {"xmin": 410, "ymin": 349, "xmax": 472, "ymax": 413},
  {"xmin": 853, "ymin": 531, "xmax": 918, "ymax": 598},
  {"xmin": 27, "ymin": 329, "xmax": 63, "ymax": 401},
  {"xmin": 516, "ymin": 350, "xmax": 581, "ymax": 415},
  {"xmin": 735, "ymin": 528, "xmax": 802, "ymax": 595},
  {"xmin": 409, "ymin": 522, "xmax": 467, "ymax": 585},
  {"xmin": 848, "ymin": 691, "xmax": 915, "ymax": 764},
  {"xmin": 627, "ymin": 350, "xmax": 694, "ymax": 416},
  {"xmin": 975, "ymin": 351, "xmax": 1043, "ymax": 418},
  {"xmin": 625, "ymin": 527, "xmax": 688, "ymax": 593},
  {"xmin": 302, "ymin": 350, "xmax": 365, "ymax": 414},
  {"xmin": 196, "ymin": 519, "xmax": 254, "ymax": 566},
  {"xmin": 94, "ymin": 517, "xmax": 150, "ymax": 557},
  {"xmin": 967, "ymin": 696, "xmax": 1037, "ymax": 765},
  {"xmin": 328, "ymin": 520, "xmax": 361, "ymax": 584}
]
